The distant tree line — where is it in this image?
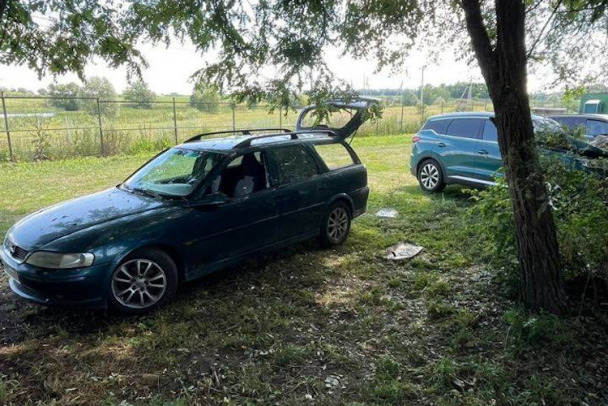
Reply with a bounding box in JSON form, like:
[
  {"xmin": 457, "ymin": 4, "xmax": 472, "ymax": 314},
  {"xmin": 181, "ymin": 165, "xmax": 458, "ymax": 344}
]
[
  {"xmin": 0, "ymin": 80, "xmax": 592, "ymax": 112},
  {"xmin": 360, "ymin": 82, "xmax": 491, "ymax": 104},
  {"xmin": 38, "ymin": 78, "xmax": 160, "ymax": 116}
]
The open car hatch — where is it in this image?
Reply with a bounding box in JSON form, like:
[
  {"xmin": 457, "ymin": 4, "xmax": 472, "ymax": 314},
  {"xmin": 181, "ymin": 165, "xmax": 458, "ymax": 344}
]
[{"xmin": 296, "ymin": 97, "xmax": 379, "ymax": 138}]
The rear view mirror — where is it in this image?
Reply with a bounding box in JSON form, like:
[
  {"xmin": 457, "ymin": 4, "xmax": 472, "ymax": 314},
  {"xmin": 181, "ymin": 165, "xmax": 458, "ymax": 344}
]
[{"xmin": 190, "ymin": 192, "xmax": 231, "ymax": 209}]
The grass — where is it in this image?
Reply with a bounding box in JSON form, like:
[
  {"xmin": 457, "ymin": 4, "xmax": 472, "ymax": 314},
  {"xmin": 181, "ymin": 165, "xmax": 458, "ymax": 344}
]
[{"xmin": 0, "ymin": 134, "xmax": 607, "ymax": 405}]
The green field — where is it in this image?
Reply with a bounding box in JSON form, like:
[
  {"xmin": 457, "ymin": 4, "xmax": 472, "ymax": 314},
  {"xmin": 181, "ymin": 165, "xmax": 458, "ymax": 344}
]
[
  {"xmin": 0, "ymin": 134, "xmax": 605, "ymax": 405},
  {"xmin": 0, "ymin": 97, "xmax": 491, "ymax": 161}
]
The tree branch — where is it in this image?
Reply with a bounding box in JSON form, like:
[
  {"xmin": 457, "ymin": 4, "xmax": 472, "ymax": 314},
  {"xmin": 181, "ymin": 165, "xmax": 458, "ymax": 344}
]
[
  {"xmin": 0, "ymin": 0, "xmax": 11, "ymax": 50},
  {"xmin": 527, "ymin": 0, "xmax": 563, "ymax": 59},
  {"xmin": 460, "ymin": 0, "xmax": 496, "ymax": 82}
]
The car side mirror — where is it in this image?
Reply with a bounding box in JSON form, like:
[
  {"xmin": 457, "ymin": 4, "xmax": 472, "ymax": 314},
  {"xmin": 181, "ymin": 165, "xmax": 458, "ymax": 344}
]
[{"xmin": 190, "ymin": 192, "xmax": 231, "ymax": 209}]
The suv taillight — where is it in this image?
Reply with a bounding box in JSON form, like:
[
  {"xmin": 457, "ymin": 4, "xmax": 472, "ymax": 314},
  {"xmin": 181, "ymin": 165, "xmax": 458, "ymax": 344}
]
[{"xmin": 412, "ymin": 135, "xmax": 420, "ymax": 143}]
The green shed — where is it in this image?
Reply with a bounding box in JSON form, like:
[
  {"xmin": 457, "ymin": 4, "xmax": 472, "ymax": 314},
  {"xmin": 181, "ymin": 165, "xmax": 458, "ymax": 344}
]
[{"xmin": 579, "ymin": 93, "xmax": 608, "ymax": 114}]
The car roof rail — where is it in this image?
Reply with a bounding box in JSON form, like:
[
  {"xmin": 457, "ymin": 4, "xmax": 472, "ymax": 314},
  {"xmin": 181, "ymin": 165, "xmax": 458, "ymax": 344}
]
[
  {"xmin": 184, "ymin": 128, "xmax": 292, "ymax": 143},
  {"xmin": 233, "ymin": 129, "xmax": 339, "ymax": 149}
]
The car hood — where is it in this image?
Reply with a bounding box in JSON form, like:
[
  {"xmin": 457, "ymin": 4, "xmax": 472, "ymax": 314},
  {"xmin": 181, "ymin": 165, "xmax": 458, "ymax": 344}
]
[{"xmin": 8, "ymin": 187, "xmax": 166, "ymax": 250}]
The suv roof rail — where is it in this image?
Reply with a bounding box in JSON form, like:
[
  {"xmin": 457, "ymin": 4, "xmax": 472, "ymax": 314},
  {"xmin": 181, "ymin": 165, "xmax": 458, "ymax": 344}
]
[
  {"xmin": 184, "ymin": 128, "xmax": 292, "ymax": 143},
  {"xmin": 233, "ymin": 129, "xmax": 339, "ymax": 149}
]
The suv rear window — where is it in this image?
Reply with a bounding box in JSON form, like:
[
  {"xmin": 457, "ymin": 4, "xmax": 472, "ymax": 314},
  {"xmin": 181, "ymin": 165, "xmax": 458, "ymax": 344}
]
[
  {"xmin": 446, "ymin": 119, "xmax": 482, "ymax": 139},
  {"xmin": 422, "ymin": 119, "xmax": 450, "ymax": 134},
  {"xmin": 313, "ymin": 143, "xmax": 355, "ymax": 170}
]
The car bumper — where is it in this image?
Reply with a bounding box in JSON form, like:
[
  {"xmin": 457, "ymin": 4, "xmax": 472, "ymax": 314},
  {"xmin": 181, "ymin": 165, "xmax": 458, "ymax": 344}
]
[{"xmin": 1, "ymin": 249, "xmax": 111, "ymax": 309}]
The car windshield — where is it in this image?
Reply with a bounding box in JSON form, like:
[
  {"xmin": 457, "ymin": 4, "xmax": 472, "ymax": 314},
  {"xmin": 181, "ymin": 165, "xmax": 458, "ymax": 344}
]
[{"xmin": 124, "ymin": 148, "xmax": 224, "ymax": 197}]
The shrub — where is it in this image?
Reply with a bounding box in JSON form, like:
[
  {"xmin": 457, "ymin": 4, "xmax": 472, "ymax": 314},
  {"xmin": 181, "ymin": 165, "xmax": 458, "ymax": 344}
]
[
  {"xmin": 81, "ymin": 76, "xmax": 119, "ymax": 117},
  {"xmin": 468, "ymin": 155, "xmax": 608, "ymax": 295},
  {"xmin": 47, "ymin": 82, "xmax": 81, "ymax": 111},
  {"xmin": 123, "ymin": 81, "xmax": 157, "ymax": 109},
  {"xmin": 190, "ymin": 84, "xmax": 221, "ymax": 113}
]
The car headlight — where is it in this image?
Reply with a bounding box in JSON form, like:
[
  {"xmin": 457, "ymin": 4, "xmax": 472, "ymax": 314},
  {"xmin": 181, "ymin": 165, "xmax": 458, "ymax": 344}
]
[{"xmin": 26, "ymin": 251, "xmax": 95, "ymax": 269}]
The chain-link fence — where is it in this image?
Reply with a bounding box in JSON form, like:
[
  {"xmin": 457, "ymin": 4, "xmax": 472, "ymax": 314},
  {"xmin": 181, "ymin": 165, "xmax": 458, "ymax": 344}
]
[{"xmin": 0, "ymin": 92, "xmax": 570, "ymax": 162}]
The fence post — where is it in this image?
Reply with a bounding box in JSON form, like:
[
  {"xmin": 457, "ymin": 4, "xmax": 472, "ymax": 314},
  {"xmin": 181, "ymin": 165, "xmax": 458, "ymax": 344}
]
[
  {"xmin": 441, "ymin": 101, "xmax": 444, "ymax": 114},
  {"xmin": 484, "ymin": 99, "xmax": 488, "ymax": 111},
  {"xmin": 172, "ymin": 97, "xmax": 178, "ymax": 144},
  {"xmin": 1, "ymin": 91, "xmax": 14, "ymax": 162},
  {"xmin": 232, "ymin": 105, "xmax": 236, "ymax": 130},
  {"xmin": 96, "ymin": 98, "xmax": 104, "ymax": 155},
  {"xmin": 279, "ymin": 107, "xmax": 283, "ymax": 129},
  {"xmin": 400, "ymin": 99, "xmax": 404, "ymax": 133}
]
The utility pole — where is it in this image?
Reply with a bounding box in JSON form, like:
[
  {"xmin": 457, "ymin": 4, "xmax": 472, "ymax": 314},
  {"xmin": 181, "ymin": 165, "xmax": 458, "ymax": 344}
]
[{"xmin": 420, "ymin": 65, "xmax": 426, "ymax": 121}]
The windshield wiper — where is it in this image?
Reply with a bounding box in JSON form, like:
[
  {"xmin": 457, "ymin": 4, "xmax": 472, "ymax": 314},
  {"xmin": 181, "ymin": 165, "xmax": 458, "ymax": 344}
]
[
  {"xmin": 132, "ymin": 187, "xmax": 166, "ymax": 199},
  {"xmin": 118, "ymin": 183, "xmax": 166, "ymax": 200}
]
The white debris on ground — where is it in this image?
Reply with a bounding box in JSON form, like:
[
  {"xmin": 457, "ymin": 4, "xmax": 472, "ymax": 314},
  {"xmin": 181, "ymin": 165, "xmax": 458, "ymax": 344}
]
[
  {"xmin": 384, "ymin": 242, "xmax": 423, "ymax": 260},
  {"xmin": 376, "ymin": 208, "xmax": 398, "ymax": 218}
]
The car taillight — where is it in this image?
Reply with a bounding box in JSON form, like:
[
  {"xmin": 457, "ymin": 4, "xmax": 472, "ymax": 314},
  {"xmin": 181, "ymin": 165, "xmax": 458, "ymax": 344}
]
[{"xmin": 412, "ymin": 135, "xmax": 420, "ymax": 143}]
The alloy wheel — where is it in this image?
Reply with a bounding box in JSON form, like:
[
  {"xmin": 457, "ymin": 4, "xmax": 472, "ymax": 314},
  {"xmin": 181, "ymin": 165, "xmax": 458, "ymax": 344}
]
[
  {"xmin": 420, "ymin": 163, "xmax": 440, "ymax": 189},
  {"xmin": 111, "ymin": 259, "xmax": 167, "ymax": 309},
  {"xmin": 327, "ymin": 206, "xmax": 349, "ymax": 242}
]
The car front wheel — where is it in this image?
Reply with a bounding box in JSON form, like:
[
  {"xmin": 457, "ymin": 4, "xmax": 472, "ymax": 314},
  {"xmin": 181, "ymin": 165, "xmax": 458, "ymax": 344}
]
[
  {"xmin": 320, "ymin": 201, "xmax": 352, "ymax": 247},
  {"xmin": 108, "ymin": 249, "xmax": 178, "ymax": 314},
  {"xmin": 417, "ymin": 159, "xmax": 446, "ymax": 192}
]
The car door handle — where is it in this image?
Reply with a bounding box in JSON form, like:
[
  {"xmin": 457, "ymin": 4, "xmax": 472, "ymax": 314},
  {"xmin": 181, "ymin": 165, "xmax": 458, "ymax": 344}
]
[
  {"xmin": 436, "ymin": 142, "xmax": 446, "ymax": 147},
  {"xmin": 477, "ymin": 149, "xmax": 489, "ymax": 155}
]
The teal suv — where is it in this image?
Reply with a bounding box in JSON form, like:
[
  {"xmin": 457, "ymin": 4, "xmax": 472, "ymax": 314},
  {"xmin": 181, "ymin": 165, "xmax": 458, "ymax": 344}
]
[
  {"xmin": 1, "ymin": 99, "xmax": 375, "ymax": 313},
  {"xmin": 410, "ymin": 112, "xmax": 608, "ymax": 192}
]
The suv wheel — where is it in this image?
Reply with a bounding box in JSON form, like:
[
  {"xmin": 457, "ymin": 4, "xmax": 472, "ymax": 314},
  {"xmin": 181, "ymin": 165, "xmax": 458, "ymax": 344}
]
[
  {"xmin": 320, "ymin": 201, "xmax": 352, "ymax": 247},
  {"xmin": 108, "ymin": 248, "xmax": 178, "ymax": 314},
  {"xmin": 417, "ymin": 159, "xmax": 446, "ymax": 192}
]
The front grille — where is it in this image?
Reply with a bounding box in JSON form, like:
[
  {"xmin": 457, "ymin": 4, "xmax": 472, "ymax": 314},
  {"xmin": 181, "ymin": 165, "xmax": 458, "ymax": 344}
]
[{"xmin": 12, "ymin": 245, "xmax": 29, "ymax": 261}]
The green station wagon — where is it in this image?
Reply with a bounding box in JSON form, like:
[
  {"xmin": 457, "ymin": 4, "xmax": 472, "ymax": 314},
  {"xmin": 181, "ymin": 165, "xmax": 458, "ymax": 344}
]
[{"xmin": 1, "ymin": 99, "xmax": 375, "ymax": 313}]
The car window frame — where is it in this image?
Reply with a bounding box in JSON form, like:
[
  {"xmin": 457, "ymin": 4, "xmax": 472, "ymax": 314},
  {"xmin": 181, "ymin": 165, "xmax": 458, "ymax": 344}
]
[
  {"xmin": 202, "ymin": 149, "xmax": 272, "ymax": 200},
  {"xmin": 445, "ymin": 118, "xmax": 484, "ymax": 139},
  {"xmin": 481, "ymin": 119, "xmax": 498, "ymax": 142},
  {"xmin": 422, "ymin": 118, "xmax": 452, "ymax": 134},
  {"xmin": 265, "ymin": 143, "xmax": 322, "ymax": 187},
  {"xmin": 585, "ymin": 118, "xmax": 608, "ymax": 136},
  {"xmin": 310, "ymin": 141, "xmax": 358, "ymax": 172}
]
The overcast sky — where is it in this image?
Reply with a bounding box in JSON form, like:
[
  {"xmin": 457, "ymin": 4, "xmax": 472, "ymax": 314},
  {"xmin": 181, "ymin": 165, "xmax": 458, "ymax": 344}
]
[{"xmin": 0, "ymin": 40, "xmax": 555, "ymax": 95}]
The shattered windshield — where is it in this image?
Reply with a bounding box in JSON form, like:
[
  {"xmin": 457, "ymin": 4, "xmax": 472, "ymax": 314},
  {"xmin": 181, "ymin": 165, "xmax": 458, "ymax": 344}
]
[{"xmin": 124, "ymin": 148, "xmax": 224, "ymax": 197}]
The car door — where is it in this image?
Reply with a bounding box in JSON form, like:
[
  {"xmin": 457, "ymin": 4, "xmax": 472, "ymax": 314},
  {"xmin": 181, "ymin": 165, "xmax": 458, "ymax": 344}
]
[
  {"xmin": 475, "ymin": 119, "xmax": 503, "ymax": 183},
  {"xmin": 185, "ymin": 151, "xmax": 279, "ymax": 273},
  {"xmin": 437, "ymin": 118, "xmax": 483, "ymax": 180},
  {"xmin": 265, "ymin": 144, "xmax": 325, "ymax": 241}
]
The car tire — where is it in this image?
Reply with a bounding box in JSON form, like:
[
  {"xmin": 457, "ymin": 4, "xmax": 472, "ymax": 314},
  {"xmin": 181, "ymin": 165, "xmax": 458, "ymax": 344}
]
[
  {"xmin": 417, "ymin": 159, "xmax": 446, "ymax": 192},
  {"xmin": 319, "ymin": 201, "xmax": 352, "ymax": 247},
  {"xmin": 107, "ymin": 248, "xmax": 178, "ymax": 315}
]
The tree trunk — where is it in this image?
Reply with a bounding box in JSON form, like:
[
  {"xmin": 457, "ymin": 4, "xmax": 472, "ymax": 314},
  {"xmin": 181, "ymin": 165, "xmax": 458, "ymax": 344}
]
[{"xmin": 462, "ymin": 0, "xmax": 567, "ymax": 315}]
